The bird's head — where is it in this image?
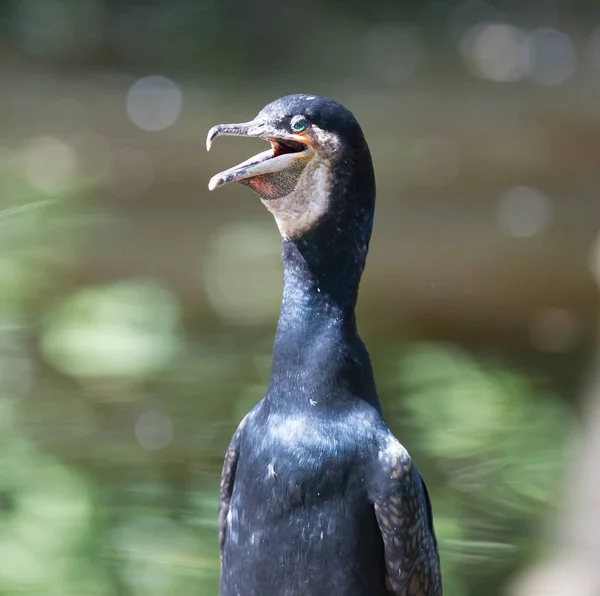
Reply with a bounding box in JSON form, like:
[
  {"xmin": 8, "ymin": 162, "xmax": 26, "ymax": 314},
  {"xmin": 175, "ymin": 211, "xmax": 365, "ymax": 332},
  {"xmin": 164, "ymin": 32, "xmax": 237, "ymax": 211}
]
[{"xmin": 207, "ymin": 94, "xmax": 375, "ymax": 240}]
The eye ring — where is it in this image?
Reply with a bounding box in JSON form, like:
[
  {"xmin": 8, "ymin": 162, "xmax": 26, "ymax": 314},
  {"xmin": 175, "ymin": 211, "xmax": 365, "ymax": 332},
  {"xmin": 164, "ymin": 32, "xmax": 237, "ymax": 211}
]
[{"xmin": 290, "ymin": 116, "xmax": 309, "ymax": 133}]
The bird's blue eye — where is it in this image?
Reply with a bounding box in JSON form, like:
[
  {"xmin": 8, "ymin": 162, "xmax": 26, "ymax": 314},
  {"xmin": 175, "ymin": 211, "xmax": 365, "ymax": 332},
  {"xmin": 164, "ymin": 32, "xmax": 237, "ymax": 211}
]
[{"xmin": 291, "ymin": 117, "xmax": 309, "ymax": 133}]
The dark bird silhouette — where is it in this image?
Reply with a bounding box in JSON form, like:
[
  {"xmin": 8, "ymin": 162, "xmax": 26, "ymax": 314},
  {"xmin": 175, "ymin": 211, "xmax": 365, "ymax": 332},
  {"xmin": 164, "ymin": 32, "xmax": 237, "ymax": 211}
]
[{"xmin": 207, "ymin": 94, "xmax": 442, "ymax": 596}]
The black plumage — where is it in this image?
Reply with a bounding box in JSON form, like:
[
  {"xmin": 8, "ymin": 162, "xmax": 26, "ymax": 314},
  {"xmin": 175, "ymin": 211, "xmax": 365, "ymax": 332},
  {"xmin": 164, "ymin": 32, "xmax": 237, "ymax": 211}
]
[{"xmin": 208, "ymin": 94, "xmax": 442, "ymax": 595}]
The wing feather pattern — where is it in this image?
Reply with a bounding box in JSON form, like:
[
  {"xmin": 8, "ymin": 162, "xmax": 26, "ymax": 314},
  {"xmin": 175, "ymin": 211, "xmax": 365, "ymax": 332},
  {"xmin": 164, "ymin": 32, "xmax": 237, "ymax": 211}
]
[
  {"xmin": 218, "ymin": 415, "xmax": 248, "ymax": 557},
  {"xmin": 374, "ymin": 438, "xmax": 442, "ymax": 595}
]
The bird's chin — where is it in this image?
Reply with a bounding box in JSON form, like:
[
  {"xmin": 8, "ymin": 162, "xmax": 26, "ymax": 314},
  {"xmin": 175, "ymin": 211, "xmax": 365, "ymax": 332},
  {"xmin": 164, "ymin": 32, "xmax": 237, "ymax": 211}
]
[{"xmin": 238, "ymin": 157, "xmax": 311, "ymax": 201}]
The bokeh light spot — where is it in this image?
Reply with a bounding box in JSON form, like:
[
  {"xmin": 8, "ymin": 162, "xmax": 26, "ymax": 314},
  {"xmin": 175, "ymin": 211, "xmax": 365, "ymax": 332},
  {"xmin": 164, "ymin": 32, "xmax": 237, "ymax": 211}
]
[
  {"xmin": 135, "ymin": 411, "xmax": 173, "ymax": 451},
  {"xmin": 529, "ymin": 308, "xmax": 581, "ymax": 353},
  {"xmin": 22, "ymin": 137, "xmax": 77, "ymax": 194},
  {"xmin": 496, "ymin": 186, "xmax": 553, "ymax": 238},
  {"xmin": 527, "ymin": 28, "xmax": 577, "ymax": 86},
  {"xmin": 126, "ymin": 76, "xmax": 182, "ymax": 132},
  {"xmin": 461, "ymin": 23, "xmax": 531, "ymax": 82}
]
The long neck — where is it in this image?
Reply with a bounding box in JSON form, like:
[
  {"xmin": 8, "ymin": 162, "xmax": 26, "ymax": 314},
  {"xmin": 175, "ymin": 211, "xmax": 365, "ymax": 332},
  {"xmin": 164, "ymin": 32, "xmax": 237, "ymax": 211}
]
[{"xmin": 266, "ymin": 211, "xmax": 379, "ymax": 410}]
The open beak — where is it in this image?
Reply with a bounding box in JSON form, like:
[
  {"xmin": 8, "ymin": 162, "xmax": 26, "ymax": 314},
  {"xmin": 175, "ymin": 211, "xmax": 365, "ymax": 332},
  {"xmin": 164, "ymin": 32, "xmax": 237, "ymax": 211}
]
[{"xmin": 206, "ymin": 119, "xmax": 313, "ymax": 191}]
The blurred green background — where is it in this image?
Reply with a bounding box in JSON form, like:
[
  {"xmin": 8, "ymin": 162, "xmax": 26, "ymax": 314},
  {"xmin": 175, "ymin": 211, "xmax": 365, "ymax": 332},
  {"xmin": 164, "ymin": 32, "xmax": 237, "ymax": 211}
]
[{"xmin": 1, "ymin": 1, "xmax": 600, "ymax": 594}]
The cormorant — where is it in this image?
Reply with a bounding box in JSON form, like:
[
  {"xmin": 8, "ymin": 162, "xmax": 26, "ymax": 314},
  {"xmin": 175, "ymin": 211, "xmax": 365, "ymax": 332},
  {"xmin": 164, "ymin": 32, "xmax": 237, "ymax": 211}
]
[{"xmin": 207, "ymin": 94, "xmax": 442, "ymax": 596}]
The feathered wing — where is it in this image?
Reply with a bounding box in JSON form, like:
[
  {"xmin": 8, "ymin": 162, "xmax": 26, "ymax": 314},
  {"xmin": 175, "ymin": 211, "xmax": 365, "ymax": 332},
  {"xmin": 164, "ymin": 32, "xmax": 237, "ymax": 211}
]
[
  {"xmin": 373, "ymin": 438, "xmax": 442, "ymax": 595},
  {"xmin": 218, "ymin": 415, "xmax": 247, "ymax": 557}
]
